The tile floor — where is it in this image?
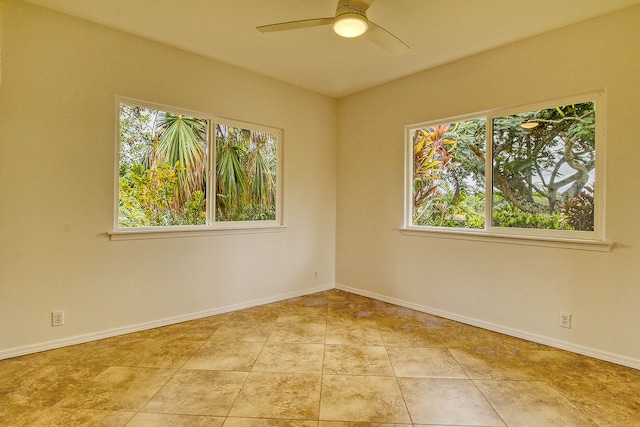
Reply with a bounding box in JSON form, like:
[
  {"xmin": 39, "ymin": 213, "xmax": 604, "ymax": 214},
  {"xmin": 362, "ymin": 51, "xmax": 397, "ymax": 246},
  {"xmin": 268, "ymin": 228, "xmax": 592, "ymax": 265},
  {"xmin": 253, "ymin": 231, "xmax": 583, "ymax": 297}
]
[{"xmin": 1, "ymin": 289, "xmax": 639, "ymax": 426}]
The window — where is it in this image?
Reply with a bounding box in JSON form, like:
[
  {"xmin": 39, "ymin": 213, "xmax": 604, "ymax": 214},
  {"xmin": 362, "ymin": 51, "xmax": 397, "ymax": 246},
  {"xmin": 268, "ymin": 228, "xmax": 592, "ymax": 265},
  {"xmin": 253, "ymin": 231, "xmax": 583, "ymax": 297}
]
[
  {"xmin": 406, "ymin": 93, "xmax": 603, "ymax": 242},
  {"xmin": 116, "ymin": 99, "xmax": 281, "ymax": 232}
]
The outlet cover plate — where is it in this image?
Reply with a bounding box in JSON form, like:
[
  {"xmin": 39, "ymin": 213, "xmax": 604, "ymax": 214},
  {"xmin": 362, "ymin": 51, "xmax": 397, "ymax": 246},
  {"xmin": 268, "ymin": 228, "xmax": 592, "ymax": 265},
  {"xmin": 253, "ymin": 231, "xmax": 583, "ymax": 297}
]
[
  {"xmin": 52, "ymin": 310, "xmax": 64, "ymax": 327},
  {"xmin": 560, "ymin": 312, "xmax": 571, "ymax": 328}
]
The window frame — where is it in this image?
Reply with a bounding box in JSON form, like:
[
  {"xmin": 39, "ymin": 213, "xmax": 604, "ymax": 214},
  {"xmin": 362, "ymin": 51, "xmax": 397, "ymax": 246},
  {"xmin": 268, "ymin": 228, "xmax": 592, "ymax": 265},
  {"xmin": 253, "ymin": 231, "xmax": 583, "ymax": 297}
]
[
  {"xmin": 111, "ymin": 97, "xmax": 284, "ymax": 240},
  {"xmin": 403, "ymin": 92, "xmax": 609, "ymax": 250}
]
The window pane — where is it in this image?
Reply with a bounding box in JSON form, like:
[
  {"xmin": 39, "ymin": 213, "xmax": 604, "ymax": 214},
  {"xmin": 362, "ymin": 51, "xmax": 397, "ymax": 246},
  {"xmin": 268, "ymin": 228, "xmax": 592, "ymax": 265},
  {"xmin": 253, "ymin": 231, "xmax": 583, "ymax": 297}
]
[
  {"xmin": 491, "ymin": 101, "xmax": 595, "ymax": 231},
  {"xmin": 411, "ymin": 119, "xmax": 486, "ymax": 228},
  {"xmin": 118, "ymin": 103, "xmax": 208, "ymax": 227},
  {"xmin": 215, "ymin": 124, "xmax": 278, "ymax": 222}
]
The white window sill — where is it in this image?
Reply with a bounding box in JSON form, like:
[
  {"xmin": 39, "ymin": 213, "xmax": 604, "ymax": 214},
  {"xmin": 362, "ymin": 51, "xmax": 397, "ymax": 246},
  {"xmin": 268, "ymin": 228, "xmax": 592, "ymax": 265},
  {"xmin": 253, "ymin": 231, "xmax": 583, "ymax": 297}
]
[
  {"xmin": 108, "ymin": 225, "xmax": 287, "ymax": 241},
  {"xmin": 399, "ymin": 227, "xmax": 613, "ymax": 252}
]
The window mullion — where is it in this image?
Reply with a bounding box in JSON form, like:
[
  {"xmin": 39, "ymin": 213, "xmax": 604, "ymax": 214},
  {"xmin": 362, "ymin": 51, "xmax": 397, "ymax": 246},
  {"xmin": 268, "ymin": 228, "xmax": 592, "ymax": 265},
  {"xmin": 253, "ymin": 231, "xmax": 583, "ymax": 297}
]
[
  {"xmin": 208, "ymin": 120, "xmax": 215, "ymax": 226},
  {"xmin": 485, "ymin": 115, "xmax": 493, "ymax": 232}
]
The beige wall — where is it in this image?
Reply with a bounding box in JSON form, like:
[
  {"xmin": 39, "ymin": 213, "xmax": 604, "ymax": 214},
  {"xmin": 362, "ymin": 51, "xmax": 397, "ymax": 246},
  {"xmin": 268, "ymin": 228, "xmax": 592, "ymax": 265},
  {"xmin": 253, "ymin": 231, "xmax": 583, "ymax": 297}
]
[
  {"xmin": 0, "ymin": 0, "xmax": 337, "ymax": 356},
  {"xmin": 336, "ymin": 6, "xmax": 640, "ymax": 367}
]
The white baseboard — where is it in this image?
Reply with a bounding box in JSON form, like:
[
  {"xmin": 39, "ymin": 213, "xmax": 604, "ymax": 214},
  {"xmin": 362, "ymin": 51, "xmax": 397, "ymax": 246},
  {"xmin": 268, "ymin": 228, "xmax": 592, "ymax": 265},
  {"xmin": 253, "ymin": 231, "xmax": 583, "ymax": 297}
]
[
  {"xmin": 0, "ymin": 284, "xmax": 333, "ymax": 361},
  {"xmin": 336, "ymin": 284, "xmax": 640, "ymax": 370},
  {"xmin": 5, "ymin": 282, "xmax": 638, "ymax": 371}
]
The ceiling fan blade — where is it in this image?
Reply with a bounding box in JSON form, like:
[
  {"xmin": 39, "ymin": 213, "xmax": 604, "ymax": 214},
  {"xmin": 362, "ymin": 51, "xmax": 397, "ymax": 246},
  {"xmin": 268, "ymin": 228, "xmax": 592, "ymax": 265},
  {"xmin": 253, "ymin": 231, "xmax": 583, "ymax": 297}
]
[
  {"xmin": 257, "ymin": 17, "xmax": 333, "ymax": 33},
  {"xmin": 350, "ymin": 0, "xmax": 376, "ymax": 13},
  {"xmin": 365, "ymin": 21, "xmax": 410, "ymax": 56}
]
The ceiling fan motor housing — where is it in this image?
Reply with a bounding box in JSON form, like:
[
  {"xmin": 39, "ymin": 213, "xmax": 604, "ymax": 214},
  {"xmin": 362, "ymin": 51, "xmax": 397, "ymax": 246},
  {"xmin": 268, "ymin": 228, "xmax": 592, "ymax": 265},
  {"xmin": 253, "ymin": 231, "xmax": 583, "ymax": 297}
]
[{"xmin": 333, "ymin": 4, "xmax": 369, "ymax": 38}]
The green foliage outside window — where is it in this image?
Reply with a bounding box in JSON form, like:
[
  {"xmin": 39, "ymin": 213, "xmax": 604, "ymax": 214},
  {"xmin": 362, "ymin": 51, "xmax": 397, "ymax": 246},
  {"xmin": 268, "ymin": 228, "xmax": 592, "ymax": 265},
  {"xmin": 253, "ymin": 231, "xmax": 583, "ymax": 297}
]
[
  {"xmin": 492, "ymin": 101, "xmax": 595, "ymax": 231},
  {"xmin": 118, "ymin": 103, "xmax": 208, "ymax": 227},
  {"xmin": 412, "ymin": 119, "xmax": 486, "ymax": 228},
  {"xmin": 118, "ymin": 102, "xmax": 278, "ymax": 228},
  {"xmin": 215, "ymin": 124, "xmax": 277, "ymax": 222},
  {"xmin": 411, "ymin": 100, "xmax": 596, "ymax": 232}
]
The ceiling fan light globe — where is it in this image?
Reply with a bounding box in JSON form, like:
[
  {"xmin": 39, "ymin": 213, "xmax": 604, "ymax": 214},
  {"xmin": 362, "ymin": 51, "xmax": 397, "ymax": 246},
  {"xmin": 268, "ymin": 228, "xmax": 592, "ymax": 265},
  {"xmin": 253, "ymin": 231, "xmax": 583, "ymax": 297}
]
[{"xmin": 333, "ymin": 13, "xmax": 368, "ymax": 38}]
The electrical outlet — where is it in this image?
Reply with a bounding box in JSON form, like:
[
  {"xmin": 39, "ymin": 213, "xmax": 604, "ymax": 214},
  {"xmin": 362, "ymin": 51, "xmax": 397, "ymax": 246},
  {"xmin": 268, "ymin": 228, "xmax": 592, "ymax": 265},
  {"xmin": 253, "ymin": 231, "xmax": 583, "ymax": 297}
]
[
  {"xmin": 52, "ymin": 310, "xmax": 64, "ymax": 327},
  {"xmin": 314, "ymin": 271, "xmax": 318, "ymax": 280},
  {"xmin": 560, "ymin": 312, "xmax": 571, "ymax": 328}
]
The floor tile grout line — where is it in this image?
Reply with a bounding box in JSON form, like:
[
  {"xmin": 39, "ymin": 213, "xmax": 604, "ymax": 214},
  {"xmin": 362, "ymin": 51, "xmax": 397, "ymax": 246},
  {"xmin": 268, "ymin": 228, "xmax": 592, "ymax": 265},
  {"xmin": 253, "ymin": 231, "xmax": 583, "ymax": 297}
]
[
  {"xmin": 442, "ymin": 344, "xmax": 473, "ymax": 381},
  {"xmin": 538, "ymin": 380, "xmax": 602, "ymax": 427},
  {"xmin": 468, "ymin": 377, "xmax": 510, "ymax": 427},
  {"xmin": 391, "ymin": 349, "xmax": 416, "ymax": 426},
  {"xmin": 124, "ymin": 317, "xmax": 249, "ymax": 422},
  {"xmin": 124, "ymin": 322, "xmax": 224, "ymax": 421},
  {"xmin": 220, "ymin": 320, "xmax": 271, "ymax": 421},
  {"xmin": 317, "ymin": 303, "xmax": 328, "ymax": 425}
]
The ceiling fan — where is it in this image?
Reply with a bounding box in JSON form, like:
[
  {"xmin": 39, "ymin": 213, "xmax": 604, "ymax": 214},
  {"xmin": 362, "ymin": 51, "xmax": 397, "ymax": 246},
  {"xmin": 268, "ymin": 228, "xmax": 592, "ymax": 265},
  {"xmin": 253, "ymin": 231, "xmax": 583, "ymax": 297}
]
[{"xmin": 257, "ymin": 0, "xmax": 410, "ymax": 56}]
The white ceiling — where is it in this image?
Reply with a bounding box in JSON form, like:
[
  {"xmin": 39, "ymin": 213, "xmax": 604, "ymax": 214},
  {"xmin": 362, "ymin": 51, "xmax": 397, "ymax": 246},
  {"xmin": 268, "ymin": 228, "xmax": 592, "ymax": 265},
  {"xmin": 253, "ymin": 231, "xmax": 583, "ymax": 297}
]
[{"xmin": 23, "ymin": 0, "xmax": 640, "ymax": 98}]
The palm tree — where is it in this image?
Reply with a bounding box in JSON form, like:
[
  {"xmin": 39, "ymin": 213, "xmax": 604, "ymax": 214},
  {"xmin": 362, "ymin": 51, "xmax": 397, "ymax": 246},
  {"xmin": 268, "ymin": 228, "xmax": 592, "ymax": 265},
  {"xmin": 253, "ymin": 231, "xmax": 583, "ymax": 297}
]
[
  {"xmin": 155, "ymin": 113, "xmax": 208, "ymax": 204},
  {"xmin": 248, "ymin": 132, "xmax": 276, "ymax": 209},
  {"xmin": 215, "ymin": 124, "xmax": 277, "ymax": 221}
]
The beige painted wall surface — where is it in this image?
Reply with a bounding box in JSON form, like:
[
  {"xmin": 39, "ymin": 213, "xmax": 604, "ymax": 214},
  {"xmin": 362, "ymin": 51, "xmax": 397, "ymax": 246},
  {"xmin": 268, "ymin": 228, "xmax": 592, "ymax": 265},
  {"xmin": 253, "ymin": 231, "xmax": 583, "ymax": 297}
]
[
  {"xmin": 336, "ymin": 6, "xmax": 640, "ymax": 366},
  {"xmin": 0, "ymin": 0, "xmax": 337, "ymax": 354}
]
